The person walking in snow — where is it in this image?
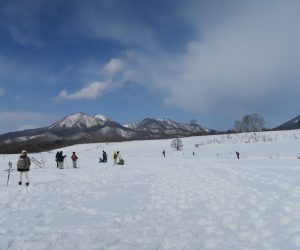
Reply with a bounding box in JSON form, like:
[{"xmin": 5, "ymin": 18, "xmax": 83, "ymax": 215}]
[
  {"xmin": 55, "ymin": 151, "xmax": 60, "ymax": 167},
  {"xmin": 58, "ymin": 151, "xmax": 67, "ymax": 169},
  {"xmin": 71, "ymin": 152, "xmax": 78, "ymax": 168},
  {"xmin": 162, "ymin": 150, "xmax": 166, "ymax": 157},
  {"xmin": 17, "ymin": 150, "xmax": 31, "ymax": 186},
  {"xmin": 236, "ymin": 151, "xmax": 240, "ymax": 159}
]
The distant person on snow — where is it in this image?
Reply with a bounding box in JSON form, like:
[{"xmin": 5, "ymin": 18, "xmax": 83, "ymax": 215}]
[
  {"xmin": 55, "ymin": 151, "xmax": 60, "ymax": 168},
  {"xmin": 113, "ymin": 151, "xmax": 124, "ymax": 165},
  {"xmin": 17, "ymin": 150, "xmax": 31, "ymax": 186},
  {"xmin": 103, "ymin": 150, "xmax": 107, "ymax": 162},
  {"xmin": 113, "ymin": 151, "xmax": 118, "ymax": 165},
  {"xmin": 236, "ymin": 151, "xmax": 240, "ymax": 159},
  {"xmin": 71, "ymin": 152, "xmax": 78, "ymax": 168},
  {"xmin": 58, "ymin": 151, "xmax": 67, "ymax": 169},
  {"xmin": 100, "ymin": 150, "xmax": 107, "ymax": 163},
  {"xmin": 116, "ymin": 151, "xmax": 124, "ymax": 165},
  {"xmin": 162, "ymin": 150, "xmax": 166, "ymax": 157}
]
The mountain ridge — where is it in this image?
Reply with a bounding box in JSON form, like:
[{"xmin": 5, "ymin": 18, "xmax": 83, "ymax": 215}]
[
  {"xmin": 274, "ymin": 115, "xmax": 300, "ymax": 131},
  {"xmin": 2, "ymin": 112, "xmax": 298, "ymax": 154},
  {"xmin": 0, "ymin": 113, "xmax": 213, "ymax": 153}
]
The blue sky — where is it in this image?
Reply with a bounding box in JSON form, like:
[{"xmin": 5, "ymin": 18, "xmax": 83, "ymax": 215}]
[{"xmin": 0, "ymin": 0, "xmax": 299, "ymax": 134}]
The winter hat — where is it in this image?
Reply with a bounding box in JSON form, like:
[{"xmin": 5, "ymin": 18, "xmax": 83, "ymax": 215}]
[{"xmin": 22, "ymin": 150, "xmax": 27, "ymax": 154}]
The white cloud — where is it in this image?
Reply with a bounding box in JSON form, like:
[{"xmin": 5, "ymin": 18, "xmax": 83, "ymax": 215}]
[
  {"xmin": 170, "ymin": 1, "xmax": 300, "ymax": 113},
  {"xmin": 102, "ymin": 58, "xmax": 125, "ymax": 79},
  {"xmin": 118, "ymin": 1, "xmax": 300, "ymax": 116},
  {"xmin": 56, "ymin": 81, "xmax": 108, "ymax": 101}
]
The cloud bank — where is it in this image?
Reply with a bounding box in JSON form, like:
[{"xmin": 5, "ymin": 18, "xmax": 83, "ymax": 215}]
[
  {"xmin": 106, "ymin": 0, "xmax": 300, "ymax": 117},
  {"xmin": 56, "ymin": 82, "xmax": 108, "ymax": 101}
]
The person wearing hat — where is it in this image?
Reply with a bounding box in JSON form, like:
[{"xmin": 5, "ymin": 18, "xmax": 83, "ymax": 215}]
[{"xmin": 17, "ymin": 150, "xmax": 31, "ymax": 186}]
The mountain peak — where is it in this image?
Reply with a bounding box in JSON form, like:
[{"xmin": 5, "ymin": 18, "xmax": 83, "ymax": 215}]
[
  {"xmin": 92, "ymin": 114, "xmax": 110, "ymax": 122},
  {"xmin": 125, "ymin": 117, "xmax": 208, "ymax": 134},
  {"xmin": 49, "ymin": 112, "xmax": 99, "ymax": 129}
]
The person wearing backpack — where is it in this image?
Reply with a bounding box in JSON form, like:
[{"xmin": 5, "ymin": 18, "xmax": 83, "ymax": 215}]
[
  {"xmin": 71, "ymin": 152, "xmax": 78, "ymax": 168},
  {"xmin": 17, "ymin": 150, "xmax": 31, "ymax": 186},
  {"xmin": 113, "ymin": 151, "xmax": 118, "ymax": 165}
]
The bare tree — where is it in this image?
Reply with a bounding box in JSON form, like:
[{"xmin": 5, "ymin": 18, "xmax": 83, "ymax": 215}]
[
  {"xmin": 171, "ymin": 138, "xmax": 183, "ymax": 151},
  {"xmin": 234, "ymin": 113, "xmax": 266, "ymax": 132}
]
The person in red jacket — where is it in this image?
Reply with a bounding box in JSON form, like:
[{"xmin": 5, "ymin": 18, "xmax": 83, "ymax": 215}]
[{"xmin": 71, "ymin": 152, "xmax": 78, "ymax": 168}]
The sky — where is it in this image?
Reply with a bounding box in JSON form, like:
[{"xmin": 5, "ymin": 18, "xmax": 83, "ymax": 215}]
[{"xmin": 0, "ymin": 0, "xmax": 299, "ymax": 134}]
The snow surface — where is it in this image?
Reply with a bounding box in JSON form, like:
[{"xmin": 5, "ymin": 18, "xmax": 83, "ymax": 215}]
[{"xmin": 1, "ymin": 130, "xmax": 300, "ymax": 250}]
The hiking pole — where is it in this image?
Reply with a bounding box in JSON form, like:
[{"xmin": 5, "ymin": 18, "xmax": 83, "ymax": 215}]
[
  {"xmin": 40, "ymin": 152, "xmax": 45, "ymax": 167},
  {"xmin": 4, "ymin": 161, "xmax": 14, "ymax": 186}
]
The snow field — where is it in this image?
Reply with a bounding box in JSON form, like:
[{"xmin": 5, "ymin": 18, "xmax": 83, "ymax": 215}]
[{"xmin": 0, "ymin": 130, "xmax": 300, "ymax": 249}]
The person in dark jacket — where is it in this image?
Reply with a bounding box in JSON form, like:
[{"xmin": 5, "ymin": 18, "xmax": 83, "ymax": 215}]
[
  {"xmin": 236, "ymin": 151, "xmax": 240, "ymax": 159},
  {"xmin": 17, "ymin": 150, "xmax": 31, "ymax": 186},
  {"xmin": 102, "ymin": 150, "xmax": 107, "ymax": 162},
  {"xmin": 99, "ymin": 150, "xmax": 108, "ymax": 163},
  {"xmin": 58, "ymin": 151, "xmax": 67, "ymax": 169},
  {"xmin": 55, "ymin": 151, "xmax": 60, "ymax": 167}
]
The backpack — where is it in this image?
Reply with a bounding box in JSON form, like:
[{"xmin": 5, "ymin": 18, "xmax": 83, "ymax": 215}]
[{"xmin": 71, "ymin": 154, "xmax": 78, "ymax": 161}]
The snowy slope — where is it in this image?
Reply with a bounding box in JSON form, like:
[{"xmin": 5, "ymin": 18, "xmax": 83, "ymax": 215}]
[
  {"xmin": 49, "ymin": 113, "xmax": 102, "ymax": 129},
  {"xmin": 125, "ymin": 118, "xmax": 208, "ymax": 134},
  {"xmin": 1, "ymin": 130, "xmax": 300, "ymax": 249},
  {"xmin": 274, "ymin": 115, "xmax": 300, "ymax": 130},
  {"xmin": 92, "ymin": 114, "xmax": 111, "ymax": 125}
]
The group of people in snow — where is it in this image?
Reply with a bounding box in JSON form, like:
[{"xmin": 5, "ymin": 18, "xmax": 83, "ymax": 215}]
[
  {"xmin": 98, "ymin": 150, "xmax": 125, "ymax": 165},
  {"xmin": 15, "ymin": 147, "xmax": 240, "ymax": 186},
  {"xmin": 55, "ymin": 151, "xmax": 79, "ymax": 169}
]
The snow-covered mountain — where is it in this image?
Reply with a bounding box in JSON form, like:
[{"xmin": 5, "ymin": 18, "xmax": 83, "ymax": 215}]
[
  {"xmin": 92, "ymin": 114, "xmax": 111, "ymax": 125},
  {"xmin": 125, "ymin": 118, "xmax": 210, "ymax": 134},
  {"xmin": 0, "ymin": 113, "xmax": 215, "ymax": 153},
  {"xmin": 274, "ymin": 115, "xmax": 300, "ymax": 130},
  {"xmin": 49, "ymin": 112, "xmax": 109, "ymax": 129}
]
